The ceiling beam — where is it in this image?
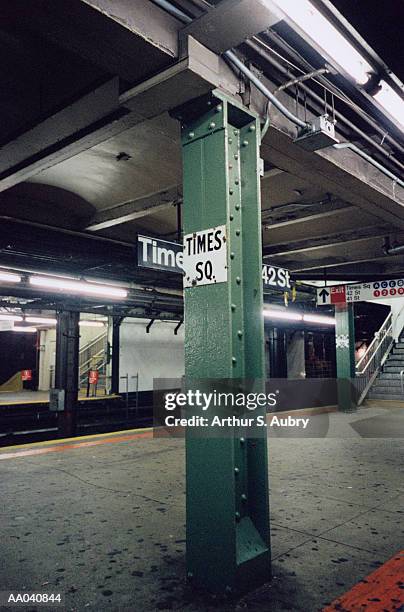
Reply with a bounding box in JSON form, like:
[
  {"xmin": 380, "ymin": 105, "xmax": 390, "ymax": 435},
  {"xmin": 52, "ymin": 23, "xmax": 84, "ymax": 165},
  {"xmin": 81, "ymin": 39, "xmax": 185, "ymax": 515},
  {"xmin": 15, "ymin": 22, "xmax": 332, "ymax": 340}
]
[
  {"xmin": 179, "ymin": 0, "xmax": 280, "ymax": 54},
  {"xmin": 0, "ymin": 78, "xmax": 121, "ymax": 189},
  {"xmin": 286, "ymin": 251, "xmax": 404, "ymax": 272},
  {"xmin": 264, "ymin": 226, "xmax": 391, "ymax": 257},
  {"xmin": 86, "ymin": 187, "xmax": 181, "ymax": 232},
  {"xmin": 10, "ymin": 0, "xmax": 179, "ymax": 83},
  {"xmin": 0, "ymin": 36, "xmax": 236, "ymax": 194},
  {"xmin": 263, "ymin": 204, "xmax": 355, "ymax": 229}
]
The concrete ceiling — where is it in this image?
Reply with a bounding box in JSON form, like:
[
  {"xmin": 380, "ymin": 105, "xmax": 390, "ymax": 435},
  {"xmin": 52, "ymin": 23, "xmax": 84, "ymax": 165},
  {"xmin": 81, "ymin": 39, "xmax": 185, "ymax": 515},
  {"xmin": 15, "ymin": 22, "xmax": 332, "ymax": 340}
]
[{"xmin": 0, "ymin": 0, "xmax": 403, "ymax": 284}]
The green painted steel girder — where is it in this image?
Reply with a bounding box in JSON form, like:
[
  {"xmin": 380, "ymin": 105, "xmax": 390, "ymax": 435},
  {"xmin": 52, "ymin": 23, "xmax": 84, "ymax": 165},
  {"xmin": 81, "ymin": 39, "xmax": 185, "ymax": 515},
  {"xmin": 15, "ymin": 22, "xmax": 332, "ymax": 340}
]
[
  {"xmin": 335, "ymin": 303, "xmax": 356, "ymax": 412},
  {"xmin": 179, "ymin": 90, "xmax": 271, "ymax": 595}
]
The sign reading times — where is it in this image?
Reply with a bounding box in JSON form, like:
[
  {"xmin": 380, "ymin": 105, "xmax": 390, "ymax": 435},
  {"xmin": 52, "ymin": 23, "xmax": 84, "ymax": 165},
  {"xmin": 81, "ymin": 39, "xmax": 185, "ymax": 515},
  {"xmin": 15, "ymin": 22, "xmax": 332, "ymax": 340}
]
[
  {"xmin": 317, "ymin": 278, "xmax": 404, "ymax": 306},
  {"xmin": 137, "ymin": 235, "xmax": 183, "ymax": 273},
  {"xmin": 183, "ymin": 225, "xmax": 228, "ymax": 288},
  {"xmin": 137, "ymin": 234, "xmax": 291, "ymax": 292}
]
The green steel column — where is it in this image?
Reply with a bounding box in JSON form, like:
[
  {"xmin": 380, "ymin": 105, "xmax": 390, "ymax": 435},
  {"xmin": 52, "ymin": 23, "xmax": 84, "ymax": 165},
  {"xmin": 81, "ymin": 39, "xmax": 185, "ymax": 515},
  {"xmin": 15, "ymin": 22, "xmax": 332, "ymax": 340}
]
[
  {"xmin": 180, "ymin": 91, "xmax": 271, "ymax": 594},
  {"xmin": 335, "ymin": 303, "xmax": 356, "ymax": 412}
]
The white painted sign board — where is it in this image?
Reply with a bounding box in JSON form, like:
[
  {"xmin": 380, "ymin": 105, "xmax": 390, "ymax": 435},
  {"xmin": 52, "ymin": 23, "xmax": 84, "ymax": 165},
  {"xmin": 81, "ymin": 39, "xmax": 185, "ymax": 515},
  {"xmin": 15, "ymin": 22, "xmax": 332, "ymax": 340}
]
[
  {"xmin": 346, "ymin": 279, "xmax": 404, "ymax": 302},
  {"xmin": 317, "ymin": 278, "xmax": 404, "ymax": 305},
  {"xmin": 183, "ymin": 225, "xmax": 228, "ymax": 288}
]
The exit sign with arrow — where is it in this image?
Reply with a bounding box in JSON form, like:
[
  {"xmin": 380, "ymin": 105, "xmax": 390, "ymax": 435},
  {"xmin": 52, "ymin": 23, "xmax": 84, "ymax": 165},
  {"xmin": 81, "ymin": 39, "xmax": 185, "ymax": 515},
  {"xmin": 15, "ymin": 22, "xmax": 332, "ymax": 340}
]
[{"xmin": 317, "ymin": 285, "xmax": 346, "ymax": 305}]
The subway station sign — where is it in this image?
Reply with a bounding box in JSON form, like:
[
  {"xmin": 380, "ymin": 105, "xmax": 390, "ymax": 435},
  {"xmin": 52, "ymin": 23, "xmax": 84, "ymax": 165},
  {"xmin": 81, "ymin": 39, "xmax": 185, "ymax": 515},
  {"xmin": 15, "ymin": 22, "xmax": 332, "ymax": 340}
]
[
  {"xmin": 137, "ymin": 235, "xmax": 183, "ymax": 273},
  {"xmin": 317, "ymin": 278, "xmax": 404, "ymax": 305},
  {"xmin": 183, "ymin": 226, "xmax": 228, "ymax": 288},
  {"xmin": 137, "ymin": 234, "xmax": 291, "ymax": 292}
]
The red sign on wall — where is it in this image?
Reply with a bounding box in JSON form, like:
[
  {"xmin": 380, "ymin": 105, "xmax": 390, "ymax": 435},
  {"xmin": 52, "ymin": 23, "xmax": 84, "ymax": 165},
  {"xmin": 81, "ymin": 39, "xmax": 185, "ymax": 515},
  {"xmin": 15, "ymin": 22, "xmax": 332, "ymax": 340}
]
[
  {"xmin": 330, "ymin": 286, "xmax": 346, "ymax": 303},
  {"xmin": 88, "ymin": 370, "xmax": 99, "ymax": 385},
  {"xmin": 21, "ymin": 370, "xmax": 32, "ymax": 381}
]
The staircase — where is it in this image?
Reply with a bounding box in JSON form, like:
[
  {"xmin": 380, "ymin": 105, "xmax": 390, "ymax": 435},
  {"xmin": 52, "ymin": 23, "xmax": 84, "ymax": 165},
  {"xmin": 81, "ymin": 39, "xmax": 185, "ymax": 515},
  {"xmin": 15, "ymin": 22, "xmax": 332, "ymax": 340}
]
[
  {"xmin": 368, "ymin": 335, "xmax": 404, "ymax": 401},
  {"xmin": 355, "ymin": 311, "xmax": 394, "ymax": 404},
  {"xmin": 79, "ymin": 331, "xmax": 108, "ymax": 391}
]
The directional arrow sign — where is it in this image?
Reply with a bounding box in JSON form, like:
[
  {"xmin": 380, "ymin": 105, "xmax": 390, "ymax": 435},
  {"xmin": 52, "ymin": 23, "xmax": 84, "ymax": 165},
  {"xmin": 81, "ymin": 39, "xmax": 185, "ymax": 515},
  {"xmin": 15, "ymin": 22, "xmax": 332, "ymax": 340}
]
[
  {"xmin": 317, "ymin": 285, "xmax": 346, "ymax": 306},
  {"xmin": 318, "ymin": 288, "xmax": 330, "ymax": 305}
]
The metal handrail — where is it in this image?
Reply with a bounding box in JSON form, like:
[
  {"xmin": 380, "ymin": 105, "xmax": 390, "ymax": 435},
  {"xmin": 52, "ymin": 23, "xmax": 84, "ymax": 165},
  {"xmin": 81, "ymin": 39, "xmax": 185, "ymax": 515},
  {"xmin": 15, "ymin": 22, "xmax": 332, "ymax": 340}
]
[
  {"xmin": 356, "ymin": 312, "xmax": 392, "ymax": 373},
  {"xmin": 401, "ymin": 370, "xmax": 404, "ymax": 395},
  {"xmin": 355, "ymin": 310, "xmax": 395, "ymax": 405},
  {"xmin": 79, "ymin": 330, "xmax": 107, "ymax": 356},
  {"xmin": 79, "ymin": 348, "xmax": 105, "ymax": 374}
]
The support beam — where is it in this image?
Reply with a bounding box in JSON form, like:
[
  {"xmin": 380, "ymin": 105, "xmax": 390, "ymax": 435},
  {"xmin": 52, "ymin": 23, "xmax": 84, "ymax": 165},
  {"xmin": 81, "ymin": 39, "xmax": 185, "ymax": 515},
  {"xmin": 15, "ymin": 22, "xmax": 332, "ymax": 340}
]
[
  {"xmin": 12, "ymin": 0, "xmax": 179, "ymax": 83},
  {"xmin": 262, "ymin": 204, "xmax": 385, "ymax": 249},
  {"xmin": 0, "ymin": 78, "xmax": 122, "ymax": 191},
  {"xmin": 266, "ymin": 327, "xmax": 287, "ymax": 378},
  {"xmin": 0, "ymin": 36, "xmax": 236, "ymax": 194},
  {"xmin": 180, "ymin": 91, "xmax": 270, "ymax": 594},
  {"xmin": 288, "ymin": 251, "xmax": 404, "ymax": 272},
  {"xmin": 264, "ymin": 204, "xmax": 356, "ymax": 229},
  {"xmin": 263, "ymin": 227, "xmax": 392, "ymax": 258},
  {"xmin": 110, "ymin": 317, "xmax": 122, "ymax": 395},
  {"xmin": 335, "ymin": 304, "xmax": 356, "ymax": 412},
  {"xmin": 55, "ymin": 311, "xmax": 80, "ymax": 436},
  {"xmin": 180, "ymin": 0, "xmax": 280, "ymax": 54},
  {"xmin": 86, "ymin": 187, "xmax": 180, "ymax": 231}
]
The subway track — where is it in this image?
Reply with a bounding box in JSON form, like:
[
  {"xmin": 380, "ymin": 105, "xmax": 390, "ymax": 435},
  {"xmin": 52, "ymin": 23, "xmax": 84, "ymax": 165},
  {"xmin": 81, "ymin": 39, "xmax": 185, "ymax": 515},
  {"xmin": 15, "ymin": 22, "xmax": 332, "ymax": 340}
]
[{"xmin": 0, "ymin": 395, "xmax": 153, "ymax": 446}]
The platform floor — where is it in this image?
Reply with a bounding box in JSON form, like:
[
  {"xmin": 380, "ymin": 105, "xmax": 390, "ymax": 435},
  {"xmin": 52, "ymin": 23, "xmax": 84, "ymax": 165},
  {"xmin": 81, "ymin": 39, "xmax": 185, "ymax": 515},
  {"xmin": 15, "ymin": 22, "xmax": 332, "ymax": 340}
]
[{"xmin": 1, "ymin": 405, "xmax": 403, "ymax": 611}]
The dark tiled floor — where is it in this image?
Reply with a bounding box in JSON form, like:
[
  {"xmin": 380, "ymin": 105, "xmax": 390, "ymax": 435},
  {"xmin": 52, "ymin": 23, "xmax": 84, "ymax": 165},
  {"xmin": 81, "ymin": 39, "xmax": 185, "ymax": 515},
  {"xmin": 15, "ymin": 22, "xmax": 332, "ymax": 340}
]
[{"xmin": 1, "ymin": 406, "xmax": 403, "ymax": 611}]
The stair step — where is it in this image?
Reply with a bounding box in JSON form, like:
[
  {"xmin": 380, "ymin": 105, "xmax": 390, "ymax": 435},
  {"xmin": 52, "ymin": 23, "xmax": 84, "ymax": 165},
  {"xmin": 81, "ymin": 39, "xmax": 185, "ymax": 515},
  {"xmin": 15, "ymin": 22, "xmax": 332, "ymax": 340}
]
[
  {"xmin": 383, "ymin": 366, "xmax": 404, "ymax": 373},
  {"xmin": 368, "ymin": 392, "xmax": 404, "ymax": 400},
  {"xmin": 384, "ymin": 360, "xmax": 404, "ymax": 366},
  {"xmin": 373, "ymin": 383, "xmax": 402, "ymax": 392},
  {"xmin": 392, "ymin": 348, "xmax": 404, "ymax": 354},
  {"xmin": 372, "ymin": 380, "xmax": 401, "ymax": 393},
  {"xmin": 379, "ymin": 372, "xmax": 402, "ymax": 379},
  {"xmin": 395, "ymin": 342, "xmax": 404, "ymax": 349}
]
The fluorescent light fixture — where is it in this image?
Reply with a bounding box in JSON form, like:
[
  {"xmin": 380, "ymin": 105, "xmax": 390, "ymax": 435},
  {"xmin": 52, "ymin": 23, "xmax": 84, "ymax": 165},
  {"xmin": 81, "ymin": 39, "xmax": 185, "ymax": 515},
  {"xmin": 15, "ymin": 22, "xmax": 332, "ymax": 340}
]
[
  {"xmin": 303, "ymin": 313, "xmax": 336, "ymax": 325},
  {"xmin": 271, "ymin": 0, "xmax": 372, "ymax": 84},
  {"xmin": 29, "ymin": 276, "xmax": 127, "ymax": 299},
  {"xmin": 0, "ymin": 271, "xmax": 21, "ymax": 283},
  {"xmin": 0, "ymin": 314, "xmax": 23, "ymax": 322},
  {"xmin": 263, "ymin": 309, "xmax": 303, "ymax": 321},
  {"xmin": 373, "ymin": 80, "xmax": 404, "ymax": 129},
  {"xmin": 25, "ymin": 317, "xmax": 57, "ymax": 325},
  {"xmin": 13, "ymin": 326, "xmax": 37, "ymax": 333},
  {"xmin": 263, "ymin": 309, "xmax": 336, "ymax": 325},
  {"xmin": 79, "ymin": 321, "xmax": 105, "ymax": 328}
]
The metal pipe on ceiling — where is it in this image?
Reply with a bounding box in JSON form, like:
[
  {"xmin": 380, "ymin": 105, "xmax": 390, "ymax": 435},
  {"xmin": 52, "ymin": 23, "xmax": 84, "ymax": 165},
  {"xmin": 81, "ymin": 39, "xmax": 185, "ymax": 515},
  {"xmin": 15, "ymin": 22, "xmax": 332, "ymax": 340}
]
[
  {"xmin": 275, "ymin": 67, "xmax": 329, "ymax": 92},
  {"xmin": 153, "ymin": 0, "xmax": 404, "ymax": 188},
  {"xmin": 245, "ymin": 39, "xmax": 404, "ymax": 175},
  {"xmin": 151, "ymin": 0, "xmax": 308, "ymax": 129},
  {"xmin": 383, "ymin": 241, "xmax": 404, "ymax": 256},
  {"xmin": 334, "ymin": 143, "xmax": 404, "ymax": 189},
  {"xmin": 224, "ymin": 50, "xmax": 308, "ymax": 129},
  {"xmin": 152, "ymin": 0, "xmax": 193, "ymax": 22},
  {"xmin": 259, "ymin": 31, "xmax": 404, "ymax": 158}
]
